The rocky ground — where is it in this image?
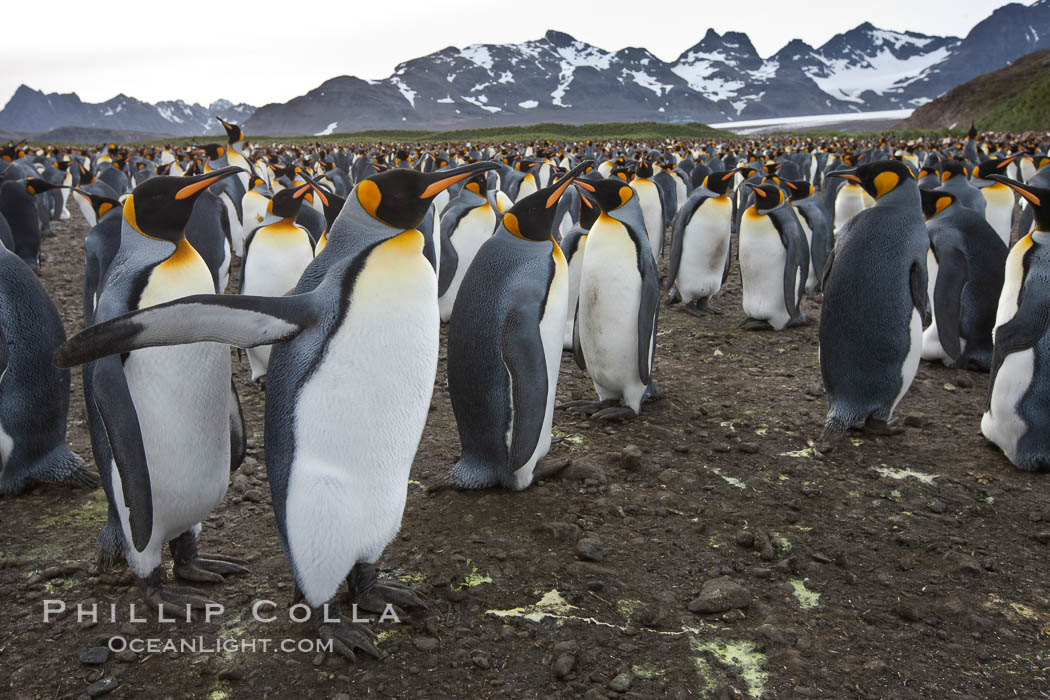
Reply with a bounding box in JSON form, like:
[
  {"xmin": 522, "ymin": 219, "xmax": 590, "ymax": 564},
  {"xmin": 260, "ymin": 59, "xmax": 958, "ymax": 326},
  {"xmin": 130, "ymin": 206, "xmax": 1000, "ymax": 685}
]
[{"xmin": 1, "ymin": 204, "xmax": 1049, "ymax": 699}]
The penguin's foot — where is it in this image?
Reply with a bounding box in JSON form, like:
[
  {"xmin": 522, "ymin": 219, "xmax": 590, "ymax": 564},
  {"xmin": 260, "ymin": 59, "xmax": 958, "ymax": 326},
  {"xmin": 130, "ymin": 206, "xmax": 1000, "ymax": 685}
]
[
  {"xmin": 643, "ymin": 381, "xmax": 664, "ymax": 402},
  {"xmin": 591, "ymin": 406, "xmax": 638, "ymax": 421},
  {"xmin": 347, "ymin": 563, "xmax": 427, "ymax": 616},
  {"xmin": 558, "ymin": 398, "xmax": 618, "ymax": 415},
  {"xmin": 533, "ymin": 456, "xmax": 572, "ymax": 481},
  {"xmin": 863, "ymin": 417, "xmax": 903, "ymax": 436},
  {"xmin": 786, "ymin": 313, "xmax": 811, "ymax": 328},
  {"xmin": 682, "ymin": 299, "xmax": 721, "ymax": 317},
  {"xmin": 139, "ymin": 568, "xmax": 215, "ymax": 618},
  {"xmin": 739, "ymin": 318, "xmax": 774, "ymax": 331},
  {"xmin": 317, "ymin": 610, "xmax": 386, "ymax": 663},
  {"xmin": 666, "ymin": 288, "xmax": 682, "ymax": 305},
  {"xmin": 170, "ymin": 532, "xmax": 249, "ymax": 584},
  {"xmin": 816, "ymin": 422, "xmax": 847, "ymax": 455},
  {"xmin": 682, "ymin": 303, "xmax": 709, "ymax": 319}
]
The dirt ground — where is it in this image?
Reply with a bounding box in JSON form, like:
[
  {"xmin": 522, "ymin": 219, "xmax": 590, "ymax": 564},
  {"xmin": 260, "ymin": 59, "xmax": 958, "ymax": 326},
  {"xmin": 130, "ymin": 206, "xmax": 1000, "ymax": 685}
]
[{"xmin": 2, "ymin": 202, "xmax": 1049, "ymax": 700}]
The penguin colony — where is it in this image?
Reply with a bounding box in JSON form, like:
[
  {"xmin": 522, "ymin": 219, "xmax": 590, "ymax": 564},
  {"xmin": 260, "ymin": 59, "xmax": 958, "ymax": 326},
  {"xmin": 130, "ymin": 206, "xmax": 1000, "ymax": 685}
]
[{"xmin": 2, "ymin": 121, "xmax": 1050, "ymax": 658}]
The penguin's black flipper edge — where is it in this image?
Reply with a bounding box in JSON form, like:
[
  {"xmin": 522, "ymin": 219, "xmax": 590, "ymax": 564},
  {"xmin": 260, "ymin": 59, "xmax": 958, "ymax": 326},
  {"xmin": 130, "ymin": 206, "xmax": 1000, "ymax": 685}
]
[
  {"xmin": 501, "ymin": 305, "xmax": 548, "ymax": 472},
  {"xmin": 572, "ymin": 299, "xmax": 586, "ymax": 371},
  {"xmin": 909, "ymin": 260, "xmax": 928, "ymax": 317},
  {"xmin": 437, "ymin": 214, "xmax": 460, "ymax": 297},
  {"xmin": 92, "ymin": 356, "xmax": 153, "ymax": 552},
  {"xmin": 637, "ymin": 251, "xmax": 660, "ymax": 386},
  {"xmin": 665, "ymin": 194, "xmax": 704, "ymax": 291},
  {"xmin": 0, "ymin": 324, "xmax": 8, "ymax": 379},
  {"xmin": 932, "ymin": 246, "xmax": 968, "ymax": 363},
  {"xmin": 55, "ymin": 293, "xmax": 319, "ymax": 368}
]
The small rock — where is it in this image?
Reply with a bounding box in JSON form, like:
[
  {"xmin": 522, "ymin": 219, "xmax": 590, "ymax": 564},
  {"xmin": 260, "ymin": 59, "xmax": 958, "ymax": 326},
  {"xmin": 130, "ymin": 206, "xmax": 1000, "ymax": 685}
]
[
  {"xmin": 928, "ymin": 501, "xmax": 948, "ymax": 514},
  {"xmin": 217, "ymin": 667, "xmax": 244, "ymax": 681},
  {"xmin": 576, "ymin": 537, "xmax": 606, "ymax": 562},
  {"xmin": 735, "ymin": 531, "xmax": 755, "ymax": 548},
  {"xmin": 955, "ymin": 375, "xmax": 974, "ymax": 389},
  {"xmin": 1032, "ymin": 532, "xmax": 1050, "ymax": 545},
  {"xmin": 738, "ymin": 443, "xmax": 760, "ymax": 454},
  {"xmin": 620, "ymin": 445, "xmax": 643, "ymax": 471},
  {"xmin": 949, "ymin": 552, "xmax": 982, "ymax": 576},
  {"xmin": 587, "ymin": 580, "xmax": 605, "ymax": 591},
  {"xmin": 559, "ymin": 459, "xmax": 608, "ymax": 484},
  {"xmin": 903, "ymin": 414, "xmax": 928, "ymax": 428},
  {"xmin": 608, "ymin": 672, "xmax": 633, "ymax": 693},
  {"xmin": 87, "ymin": 677, "xmax": 119, "ymax": 698},
  {"xmin": 811, "ymin": 553, "xmax": 832, "ymax": 564},
  {"xmin": 688, "ymin": 577, "xmax": 751, "ymax": 614},
  {"xmin": 311, "ymin": 652, "xmax": 325, "ymax": 666},
  {"xmin": 114, "ymin": 650, "xmax": 137, "ymax": 663},
  {"xmin": 119, "ymin": 623, "xmax": 138, "ymax": 636},
  {"xmin": 895, "ymin": 603, "xmax": 922, "ymax": 622},
  {"xmin": 552, "ymin": 653, "xmax": 576, "ymax": 680},
  {"xmin": 243, "ymin": 489, "xmax": 264, "ymax": 503},
  {"xmin": 80, "ymin": 647, "xmax": 110, "ymax": 665},
  {"xmin": 412, "ymin": 637, "xmax": 438, "ymax": 652}
]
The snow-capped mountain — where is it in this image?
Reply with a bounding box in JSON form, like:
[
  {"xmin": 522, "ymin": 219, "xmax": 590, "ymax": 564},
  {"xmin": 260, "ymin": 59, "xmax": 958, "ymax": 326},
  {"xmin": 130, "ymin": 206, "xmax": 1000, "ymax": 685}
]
[
  {"xmin": 3, "ymin": 1, "xmax": 1048, "ymax": 137},
  {"xmin": 0, "ymin": 85, "xmax": 255, "ymax": 137}
]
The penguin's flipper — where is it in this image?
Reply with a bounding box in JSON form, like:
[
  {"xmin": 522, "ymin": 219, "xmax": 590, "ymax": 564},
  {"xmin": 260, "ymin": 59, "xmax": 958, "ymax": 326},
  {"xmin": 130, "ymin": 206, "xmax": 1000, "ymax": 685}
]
[
  {"xmin": 822, "ymin": 247, "xmax": 837, "ymax": 292},
  {"xmin": 502, "ymin": 304, "xmax": 548, "ymax": 471},
  {"xmin": 637, "ymin": 250, "xmax": 660, "ymax": 386},
  {"xmin": 437, "ymin": 221, "xmax": 458, "ymax": 297},
  {"xmin": 932, "ymin": 246, "xmax": 968, "ymax": 363},
  {"xmin": 0, "ymin": 324, "xmax": 8, "ymax": 378},
  {"xmin": 55, "ymin": 294, "xmax": 319, "ymax": 368},
  {"xmin": 909, "ymin": 260, "xmax": 929, "ymax": 316},
  {"xmin": 92, "ymin": 356, "xmax": 153, "ymax": 552},
  {"xmin": 572, "ymin": 299, "xmax": 586, "ymax": 371},
  {"xmin": 988, "ymin": 293, "xmax": 1050, "ymax": 403}
]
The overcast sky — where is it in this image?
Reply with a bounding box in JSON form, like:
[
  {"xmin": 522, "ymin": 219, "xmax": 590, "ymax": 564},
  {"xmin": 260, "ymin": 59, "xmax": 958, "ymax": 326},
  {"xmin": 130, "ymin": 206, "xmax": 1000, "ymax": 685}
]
[{"xmin": 0, "ymin": 0, "xmax": 1025, "ymax": 107}]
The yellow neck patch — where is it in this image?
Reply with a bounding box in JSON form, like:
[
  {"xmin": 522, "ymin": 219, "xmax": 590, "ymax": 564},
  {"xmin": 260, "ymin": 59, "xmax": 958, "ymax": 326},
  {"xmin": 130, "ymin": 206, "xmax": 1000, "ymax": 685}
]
[
  {"xmin": 356, "ymin": 180, "xmax": 381, "ymax": 218},
  {"xmin": 874, "ymin": 171, "xmax": 899, "ymax": 198},
  {"xmin": 618, "ymin": 187, "xmax": 633, "ymax": 207},
  {"xmin": 122, "ymin": 195, "xmax": 144, "ymax": 234},
  {"xmin": 503, "ymin": 212, "xmax": 526, "ymax": 240},
  {"xmin": 934, "ymin": 196, "xmax": 953, "ymax": 217}
]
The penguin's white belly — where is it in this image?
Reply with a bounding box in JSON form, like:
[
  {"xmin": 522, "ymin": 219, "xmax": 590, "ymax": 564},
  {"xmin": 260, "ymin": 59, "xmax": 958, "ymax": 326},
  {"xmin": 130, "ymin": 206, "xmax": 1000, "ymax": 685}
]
[
  {"xmin": 677, "ymin": 200, "xmax": 732, "ymax": 302},
  {"xmin": 73, "ymin": 192, "xmax": 96, "ymax": 227},
  {"xmin": 798, "ymin": 216, "xmax": 819, "ymax": 293},
  {"xmin": 981, "ymin": 184, "xmax": 1014, "ymax": 245},
  {"xmin": 438, "ymin": 205, "xmax": 496, "ymax": 322},
  {"xmin": 835, "ymin": 187, "xmax": 866, "ymax": 232},
  {"xmin": 578, "ymin": 219, "xmax": 646, "ymax": 409},
  {"xmin": 243, "ymin": 227, "xmax": 314, "ymax": 381},
  {"xmin": 739, "ymin": 214, "xmax": 791, "ymax": 330},
  {"xmin": 0, "ymin": 367, "xmax": 13, "ymax": 468},
  {"xmin": 517, "ymin": 176, "xmax": 537, "ymax": 202},
  {"xmin": 116, "ymin": 344, "xmax": 231, "ymax": 577},
  {"xmin": 218, "ymin": 192, "xmax": 243, "ymax": 256},
  {"xmin": 558, "ymin": 211, "xmax": 573, "ymax": 237},
  {"xmin": 922, "ymin": 252, "xmax": 946, "ymax": 361},
  {"xmin": 632, "ymin": 180, "xmax": 663, "ymax": 260},
  {"xmin": 982, "ymin": 349, "xmax": 1034, "ymax": 462},
  {"xmin": 892, "ymin": 309, "xmax": 923, "ymax": 415},
  {"xmin": 563, "ymin": 240, "xmax": 587, "ymax": 349},
  {"xmin": 240, "ymin": 192, "xmax": 269, "ymax": 256},
  {"xmin": 512, "ymin": 247, "xmax": 568, "ymax": 489},
  {"xmin": 286, "ymin": 231, "xmax": 439, "ymax": 607}
]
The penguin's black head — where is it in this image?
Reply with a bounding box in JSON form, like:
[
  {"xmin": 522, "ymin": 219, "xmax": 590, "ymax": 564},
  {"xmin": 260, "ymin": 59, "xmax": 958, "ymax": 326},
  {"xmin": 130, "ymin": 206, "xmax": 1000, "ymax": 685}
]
[
  {"xmin": 989, "ymin": 176, "xmax": 1050, "ymax": 231},
  {"xmin": 832, "ymin": 160, "xmax": 915, "ymax": 201},
  {"xmin": 503, "ymin": 160, "xmax": 593, "ymax": 242},
  {"xmin": 783, "ymin": 179, "xmax": 814, "ymax": 201},
  {"xmin": 462, "ymin": 173, "xmax": 488, "ymax": 197},
  {"xmin": 571, "ymin": 176, "xmax": 634, "ymax": 214},
  {"xmin": 971, "ymin": 156, "xmax": 1019, "ymax": 183},
  {"xmin": 355, "ymin": 161, "xmax": 499, "ymax": 230},
  {"xmin": 267, "ymin": 183, "xmax": 314, "ymax": 219},
  {"xmin": 123, "ymin": 166, "xmax": 243, "ymax": 241},
  {"xmin": 919, "ymin": 189, "xmax": 957, "ymax": 220},
  {"xmin": 298, "ymin": 171, "xmax": 344, "ymax": 229},
  {"xmin": 968, "ymin": 123, "xmax": 978, "ymax": 140},
  {"xmin": 939, "ymin": 159, "xmax": 967, "ymax": 183},
  {"xmin": 702, "ymin": 169, "xmax": 738, "ymax": 197},
  {"xmin": 217, "ymin": 117, "xmax": 243, "ymax": 144},
  {"xmin": 747, "ymin": 183, "xmax": 785, "ymax": 214},
  {"xmin": 578, "ymin": 191, "xmax": 600, "ymax": 230},
  {"xmin": 24, "ymin": 178, "xmax": 65, "ymax": 196},
  {"xmin": 200, "ymin": 144, "xmax": 226, "ymax": 162},
  {"xmin": 635, "ymin": 160, "xmax": 654, "ymax": 179},
  {"xmin": 74, "ymin": 189, "xmax": 121, "ymax": 220}
]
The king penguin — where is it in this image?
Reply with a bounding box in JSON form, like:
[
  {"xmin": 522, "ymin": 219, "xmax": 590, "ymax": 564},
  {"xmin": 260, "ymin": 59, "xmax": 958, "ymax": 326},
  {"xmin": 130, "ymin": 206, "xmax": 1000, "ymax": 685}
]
[
  {"xmin": 630, "ymin": 159, "xmax": 666, "ymax": 262},
  {"xmin": 437, "ymin": 171, "xmax": 498, "ymax": 322},
  {"xmin": 445, "ymin": 161, "xmax": 592, "ymax": 490},
  {"xmin": 561, "ymin": 188, "xmax": 600, "ymax": 349},
  {"xmin": 55, "ymin": 160, "xmax": 500, "ymax": 658},
  {"xmin": 53, "ymin": 166, "xmax": 250, "ymax": 612},
  {"xmin": 970, "ymin": 157, "xmax": 1020, "ymax": 245},
  {"xmin": 784, "ymin": 178, "xmax": 833, "ymax": 294},
  {"xmin": 981, "ymin": 177, "xmax": 1050, "ymax": 472},
  {"xmin": 241, "ymin": 183, "xmax": 318, "ymax": 382},
  {"xmin": 737, "ymin": 183, "xmax": 809, "ymax": 330},
  {"xmin": 569, "ymin": 177, "xmax": 660, "ymax": 419},
  {"xmin": 665, "ymin": 169, "xmax": 737, "ymax": 316},
  {"xmin": 818, "ymin": 161, "xmax": 928, "ymax": 452}
]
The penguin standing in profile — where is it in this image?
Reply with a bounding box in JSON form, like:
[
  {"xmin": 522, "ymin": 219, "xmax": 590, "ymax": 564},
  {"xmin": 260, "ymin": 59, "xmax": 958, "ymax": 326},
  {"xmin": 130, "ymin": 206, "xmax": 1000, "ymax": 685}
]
[
  {"xmin": 561, "ymin": 191, "xmax": 599, "ymax": 349},
  {"xmin": 919, "ymin": 189, "xmax": 1006, "ymax": 370},
  {"xmin": 438, "ymin": 172, "xmax": 498, "ymax": 322},
  {"xmin": 56, "ymin": 161, "xmax": 499, "ymax": 658},
  {"xmin": 981, "ymin": 177, "xmax": 1050, "ymax": 472},
  {"xmin": 445, "ymin": 162, "xmax": 591, "ymax": 490},
  {"xmin": 241, "ymin": 183, "xmax": 318, "ymax": 382},
  {"xmin": 784, "ymin": 179, "xmax": 833, "ymax": 293},
  {"xmin": 240, "ymin": 176, "xmax": 272, "ymax": 254},
  {"xmin": 0, "ymin": 178, "xmax": 66, "ymax": 270},
  {"xmin": 818, "ymin": 161, "xmax": 928, "ymax": 452},
  {"xmin": 77, "ymin": 191, "xmax": 123, "ymax": 323},
  {"xmin": 737, "ymin": 183, "xmax": 809, "ymax": 330},
  {"xmin": 665, "ymin": 169, "xmax": 736, "ymax": 316},
  {"xmin": 54, "ymin": 167, "xmax": 250, "ymax": 612},
  {"xmin": 0, "ymin": 242, "xmax": 92, "ymax": 494},
  {"xmin": 970, "ymin": 157, "xmax": 1019, "ymax": 245},
  {"xmin": 630, "ymin": 159, "xmax": 665, "ymax": 262},
  {"xmin": 569, "ymin": 177, "xmax": 660, "ymax": 420}
]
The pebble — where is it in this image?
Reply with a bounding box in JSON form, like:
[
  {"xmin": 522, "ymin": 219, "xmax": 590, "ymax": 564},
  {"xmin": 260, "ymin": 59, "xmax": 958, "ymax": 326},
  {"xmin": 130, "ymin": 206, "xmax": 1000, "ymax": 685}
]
[
  {"xmin": 575, "ymin": 537, "xmax": 606, "ymax": 562},
  {"xmin": 928, "ymin": 501, "xmax": 948, "ymax": 514},
  {"xmin": 114, "ymin": 650, "xmax": 137, "ymax": 663},
  {"xmin": 217, "ymin": 667, "xmax": 244, "ymax": 681},
  {"xmin": 559, "ymin": 459, "xmax": 608, "ymax": 484},
  {"xmin": 80, "ymin": 647, "xmax": 110, "ymax": 665},
  {"xmin": 552, "ymin": 653, "xmax": 576, "ymax": 679},
  {"xmin": 735, "ymin": 530, "xmax": 755, "ymax": 548},
  {"xmin": 412, "ymin": 636, "xmax": 438, "ymax": 652},
  {"xmin": 608, "ymin": 672, "xmax": 633, "ymax": 692},
  {"xmin": 620, "ymin": 445, "xmax": 643, "ymax": 471},
  {"xmin": 243, "ymin": 489, "xmax": 264, "ymax": 503},
  {"xmin": 688, "ymin": 577, "xmax": 751, "ymax": 614},
  {"xmin": 87, "ymin": 677, "xmax": 119, "ymax": 697}
]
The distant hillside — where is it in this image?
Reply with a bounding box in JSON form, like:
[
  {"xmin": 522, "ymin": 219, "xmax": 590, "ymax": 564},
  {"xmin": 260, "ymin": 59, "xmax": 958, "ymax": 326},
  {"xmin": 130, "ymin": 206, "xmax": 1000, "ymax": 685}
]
[{"xmin": 899, "ymin": 47, "xmax": 1050, "ymax": 131}]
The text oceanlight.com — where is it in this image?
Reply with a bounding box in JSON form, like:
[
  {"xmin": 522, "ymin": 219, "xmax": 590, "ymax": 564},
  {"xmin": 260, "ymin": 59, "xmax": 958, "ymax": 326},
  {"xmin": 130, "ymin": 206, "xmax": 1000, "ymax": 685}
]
[{"xmin": 108, "ymin": 636, "xmax": 336, "ymax": 654}]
